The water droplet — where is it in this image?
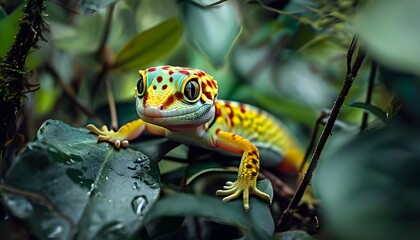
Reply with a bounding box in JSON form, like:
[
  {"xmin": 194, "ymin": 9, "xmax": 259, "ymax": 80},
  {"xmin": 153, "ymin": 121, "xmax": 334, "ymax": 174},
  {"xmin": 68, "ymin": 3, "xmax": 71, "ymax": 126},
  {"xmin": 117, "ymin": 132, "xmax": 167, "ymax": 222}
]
[
  {"xmin": 105, "ymin": 176, "xmax": 109, "ymax": 181},
  {"xmin": 87, "ymin": 183, "xmax": 97, "ymax": 196},
  {"xmin": 132, "ymin": 182, "xmax": 140, "ymax": 190},
  {"xmin": 131, "ymin": 195, "xmax": 148, "ymax": 215},
  {"xmin": 47, "ymin": 225, "xmax": 63, "ymax": 239},
  {"xmin": 5, "ymin": 196, "xmax": 33, "ymax": 218}
]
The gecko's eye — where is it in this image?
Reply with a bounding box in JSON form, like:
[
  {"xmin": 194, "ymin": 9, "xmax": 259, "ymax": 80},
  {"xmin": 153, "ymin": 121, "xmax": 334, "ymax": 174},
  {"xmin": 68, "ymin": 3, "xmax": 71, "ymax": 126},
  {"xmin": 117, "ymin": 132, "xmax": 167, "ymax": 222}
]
[
  {"xmin": 183, "ymin": 77, "xmax": 201, "ymax": 103},
  {"xmin": 136, "ymin": 73, "xmax": 146, "ymax": 98}
]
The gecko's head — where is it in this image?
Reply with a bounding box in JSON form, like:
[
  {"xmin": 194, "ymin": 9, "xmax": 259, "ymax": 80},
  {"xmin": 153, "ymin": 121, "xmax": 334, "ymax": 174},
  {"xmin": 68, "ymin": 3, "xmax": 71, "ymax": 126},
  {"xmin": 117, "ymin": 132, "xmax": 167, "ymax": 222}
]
[{"xmin": 135, "ymin": 66, "xmax": 218, "ymax": 129}]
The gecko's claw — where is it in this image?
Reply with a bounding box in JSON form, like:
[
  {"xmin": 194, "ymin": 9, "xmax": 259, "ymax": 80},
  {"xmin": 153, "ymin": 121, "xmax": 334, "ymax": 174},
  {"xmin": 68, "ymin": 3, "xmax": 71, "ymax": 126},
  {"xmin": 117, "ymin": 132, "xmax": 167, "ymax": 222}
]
[{"xmin": 216, "ymin": 179, "xmax": 271, "ymax": 211}]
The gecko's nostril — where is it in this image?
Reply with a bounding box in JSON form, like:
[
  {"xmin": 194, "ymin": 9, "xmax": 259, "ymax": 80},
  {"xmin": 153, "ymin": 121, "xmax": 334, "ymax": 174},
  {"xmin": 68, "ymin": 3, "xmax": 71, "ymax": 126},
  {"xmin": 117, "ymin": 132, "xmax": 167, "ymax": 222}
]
[{"xmin": 159, "ymin": 105, "xmax": 164, "ymax": 111}]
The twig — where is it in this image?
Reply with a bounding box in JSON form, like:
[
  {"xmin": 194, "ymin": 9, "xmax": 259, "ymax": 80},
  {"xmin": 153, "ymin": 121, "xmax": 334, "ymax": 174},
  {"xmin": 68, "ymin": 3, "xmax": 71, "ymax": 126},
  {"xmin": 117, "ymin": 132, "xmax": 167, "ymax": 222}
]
[
  {"xmin": 278, "ymin": 36, "xmax": 366, "ymax": 229},
  {"xmin": 360, "ymin": 61, "xmax": 377, "ymax": 132},
  {"xmin": 299, "ymin": 111, "xmax": 330, "ymax": 173},
  {"xmin": 91, "ymin": 3, "xmax": 117, "ymax": 129},
  {"xmin": 44, "ymin": 64, "xmax": 104, "ymax": 126}
]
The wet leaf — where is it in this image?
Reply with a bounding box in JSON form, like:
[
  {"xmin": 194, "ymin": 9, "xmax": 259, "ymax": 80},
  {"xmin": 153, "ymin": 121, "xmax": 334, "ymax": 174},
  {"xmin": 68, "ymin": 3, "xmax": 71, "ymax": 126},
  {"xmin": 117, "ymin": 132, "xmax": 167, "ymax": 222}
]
[
  {"xmin": 181, "ymin": 0, "xmax": 241, "ymax": 67},
  {"xmin": 348, "ymin": 102, "xmax": 387, "ymax": 124},
  {"xmin": 2, "ymin": 120, "xmax": 164, "ymax": 240},
  {"xmin": 114, "ymin": 18, "xmax": 182, "ymax": 72},
  {"xmin": 313, "ymin": 124, "xmax": 420, "ymax": 240}
]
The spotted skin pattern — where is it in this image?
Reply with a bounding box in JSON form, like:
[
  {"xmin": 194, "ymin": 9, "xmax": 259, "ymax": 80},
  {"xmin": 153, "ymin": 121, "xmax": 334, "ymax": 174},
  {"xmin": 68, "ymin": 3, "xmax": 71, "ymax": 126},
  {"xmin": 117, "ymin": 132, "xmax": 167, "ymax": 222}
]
[{"xmin": 87, "ymin": 66, "xmax": 306, "ymax": 210}]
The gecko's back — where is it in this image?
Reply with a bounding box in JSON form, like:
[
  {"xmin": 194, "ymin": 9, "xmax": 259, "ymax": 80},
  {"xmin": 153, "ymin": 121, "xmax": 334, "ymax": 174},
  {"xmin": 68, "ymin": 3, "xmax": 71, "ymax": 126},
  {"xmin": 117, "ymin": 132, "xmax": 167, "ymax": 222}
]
[{"xmin": 211, "ymin": 100, "xmax": 305, "ymax": 172}]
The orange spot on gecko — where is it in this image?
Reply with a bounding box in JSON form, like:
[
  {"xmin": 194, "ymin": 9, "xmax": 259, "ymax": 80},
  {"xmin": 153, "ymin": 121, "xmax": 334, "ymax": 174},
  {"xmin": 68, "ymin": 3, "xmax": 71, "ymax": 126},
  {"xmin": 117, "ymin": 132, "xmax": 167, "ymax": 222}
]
[
  {"xmin": 231, "ymin": 134, "xmax": 237, "ymax": 140},
  {"xmin": 163, "ymin": 95, "xmax": 174, "ymax": 109},
  {"xmin": 147, "ymin": 67, "xmax": 156, "ymax": 72},
  {"xmin": 161, "ymin": 66, "xmax": 170, "ymax": 70},
  {"xmin": 215, "ymin": 128, "xmax": 221, "ymax": 134},
  {"xmin": 153, "ymin": 85, "xmax": 157, "ymax": 90},
  {"xmin": 169, "ymin": 77, "xmax": 173, "ymax": 82},
  {"xmin": 179, "ymin": 70, "xmax": 189, "ymax": 75},
  {"xmin": 162, "ymin": 84, "xmax": 167, "ymax": 90},
  {"xmin": 174, "ymin": 92, "xmax": 183, "ymax": 100},
  {"xmin": 239, "ymin": 103, "xmax": 246, "ymax": 113},
  {"xmin": 157, "ymin": 76, "xmax": 163, "ymax": 83},
  {"xmin": 169, "ymin": 70, "xmax": 174, "ymax": 75}
]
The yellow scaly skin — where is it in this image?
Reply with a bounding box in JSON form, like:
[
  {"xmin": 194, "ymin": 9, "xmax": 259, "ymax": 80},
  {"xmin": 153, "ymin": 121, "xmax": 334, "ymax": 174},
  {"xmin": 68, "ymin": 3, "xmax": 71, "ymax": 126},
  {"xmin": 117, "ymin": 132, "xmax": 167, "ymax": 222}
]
[{"xmin": 87, "ymin": 66, "xmax": 307, "ymax": 210}]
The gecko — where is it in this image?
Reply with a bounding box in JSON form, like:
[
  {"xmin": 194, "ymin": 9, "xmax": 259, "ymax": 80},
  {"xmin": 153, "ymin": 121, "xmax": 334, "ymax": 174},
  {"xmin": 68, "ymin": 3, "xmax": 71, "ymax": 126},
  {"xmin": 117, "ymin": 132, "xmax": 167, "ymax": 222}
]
[{"xmin": 87, "ymin": 66, "xmax": 307, "ymax": 210}]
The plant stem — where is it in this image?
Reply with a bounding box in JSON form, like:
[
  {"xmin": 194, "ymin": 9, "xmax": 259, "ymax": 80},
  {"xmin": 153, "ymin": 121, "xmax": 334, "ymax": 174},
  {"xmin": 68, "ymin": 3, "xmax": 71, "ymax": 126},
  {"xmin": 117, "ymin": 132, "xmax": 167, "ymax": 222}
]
[
  {"xmin": 277, "ymin": 36, "xmax": 366, "ymax": 229},
  {"xmin": 360, "ymin": 61, "xmax": 377, "ymax": 132}
]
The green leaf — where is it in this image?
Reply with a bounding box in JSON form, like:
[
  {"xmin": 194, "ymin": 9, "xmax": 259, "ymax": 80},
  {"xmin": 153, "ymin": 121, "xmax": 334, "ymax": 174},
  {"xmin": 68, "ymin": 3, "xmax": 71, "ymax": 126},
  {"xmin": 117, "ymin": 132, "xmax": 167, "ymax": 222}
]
[
  {"xmin": 145, "ymin": 179, "xmax": 274, "ymax": 237},
  {"xmin": 353, "ymin": 0, "xmax": 420, "ymax": 76},
  {"xmin": 313, "ymin": 124, "xmax": 420, "ymax": 240},
  {"xmin": 114, "ymin": 18, "xmax": 182, "ymax": 72},
  {"xmin": 276, "ymin": 230, "xmax": 316, "ymax": 240},
  {"xmin": 181, "ymin": 0, "xmax": 241, "ymax": 67},
  {"xmin": 348, "ymin": 102, "xmax": 387, "ymax": 124},
  {"xmin": 2, "ymin": 120, "xmax": 162, "ymax": 240},
  {"xmin": 0, "ymin": 5, "xmax": 23, "ymax": 58},
  {"xmin": 50, "ymin": 12, "xmax": 105, "ymax": 55}
]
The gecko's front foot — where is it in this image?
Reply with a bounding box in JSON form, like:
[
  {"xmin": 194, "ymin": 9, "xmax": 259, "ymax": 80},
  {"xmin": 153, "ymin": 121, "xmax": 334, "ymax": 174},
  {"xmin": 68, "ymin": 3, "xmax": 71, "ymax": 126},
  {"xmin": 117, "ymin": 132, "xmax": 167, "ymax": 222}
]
[
  {"xmin": 87, "ymin": 124, "xmax": 129, "ymax": 149},
  {"xmin": 216, "ymin": 178, "xmax": 272, "ymax": 211}
]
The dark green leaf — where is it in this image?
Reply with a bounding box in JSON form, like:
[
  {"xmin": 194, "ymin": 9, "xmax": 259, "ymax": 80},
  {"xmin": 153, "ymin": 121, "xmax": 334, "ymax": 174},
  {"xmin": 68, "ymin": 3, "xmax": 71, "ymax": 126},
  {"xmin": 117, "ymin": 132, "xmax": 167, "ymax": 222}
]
[
  {"xmin": 146, "ymin": 178, "xmax": 274, "ymax": 237},
  {"xmin": 0, "ymin": 6, "xmax": 6, "ymax": 20},
  {"xmin": 348, "ymin": 102, "xmax": 387, "ymax": 124},
  {"xmin": 2, "ymin": 120, "xmax": 162, "ymax": 240},
  {"xmin": 313, "ymin": 124, "xmax": 420, "ymax": 240},
  {"xmin": 114, "ymin": 18, "xmax": 182, "ymax": 72},
  {"xmin": 181, "ymin": 0, "xmax": 241, "ymax": 67}
]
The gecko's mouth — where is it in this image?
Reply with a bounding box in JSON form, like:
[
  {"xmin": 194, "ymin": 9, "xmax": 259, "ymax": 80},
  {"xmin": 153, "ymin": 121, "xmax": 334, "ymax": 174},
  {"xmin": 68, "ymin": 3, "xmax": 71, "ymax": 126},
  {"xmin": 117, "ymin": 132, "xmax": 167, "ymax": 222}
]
[{"xmin": 137, "ymin": 104, "xmax": 214, "ymax": 127}]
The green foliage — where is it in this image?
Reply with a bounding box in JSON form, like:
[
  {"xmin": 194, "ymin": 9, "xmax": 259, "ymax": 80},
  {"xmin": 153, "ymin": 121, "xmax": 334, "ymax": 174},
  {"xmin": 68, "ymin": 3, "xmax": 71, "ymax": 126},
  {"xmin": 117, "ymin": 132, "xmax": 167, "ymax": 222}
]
[
  {"xmin": 314, "ymin": 124, "xmax": 420, "ymax": 240},
  {"xmin": 3, "ymin": 0, "xmax": 420, "ymax": 239},
  {"xmin": 181, "ymin": 0, "xmax": 241, "ymax": 67},
  {"xmin": 2, "ymin": 120, "xmax": 162, "ymax": 239},
  {"xmin": 353, "ymin": 0, "xmax": 420, "ymax": 77},
  {"xmin": 114, "ymin": 18, "xmax": 183, "ymax": 72},
  {"xmin": 349, "ymin": 102, "xmax": 387, "ymax": 124}
]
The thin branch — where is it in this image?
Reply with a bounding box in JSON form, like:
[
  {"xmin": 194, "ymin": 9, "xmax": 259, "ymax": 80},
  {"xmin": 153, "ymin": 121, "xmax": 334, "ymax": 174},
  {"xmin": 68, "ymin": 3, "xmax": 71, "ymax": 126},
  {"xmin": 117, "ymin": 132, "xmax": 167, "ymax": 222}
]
[
  {"xmin": 90, "ymin": 3, "xmax": 117, "ymax": 129},
  {"xmin": 278, "ymin": 36, "xmax": 366, "ymax": 230},
  {"xmin": 44, "ymin": 64, "xmax": 104, "ymax": 126},
  {"xmin": 360, "ymin": 61, "xmax": 377, "ymax": 132},
  {"xmin": 299, "ymin": 111, "xmax": 330, "ymax": 173}
]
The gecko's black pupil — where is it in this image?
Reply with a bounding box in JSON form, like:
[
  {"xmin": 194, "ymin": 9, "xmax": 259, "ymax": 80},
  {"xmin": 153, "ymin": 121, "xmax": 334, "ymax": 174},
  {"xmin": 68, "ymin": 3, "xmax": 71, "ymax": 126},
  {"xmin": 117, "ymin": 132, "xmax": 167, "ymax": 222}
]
[
  {"xmin": 185, "ymin": 80, "xmax": 200, "ymax": 101},
  {"xmin": 137, "ymin": 75, "xmax": 144, "ymax": 97}
]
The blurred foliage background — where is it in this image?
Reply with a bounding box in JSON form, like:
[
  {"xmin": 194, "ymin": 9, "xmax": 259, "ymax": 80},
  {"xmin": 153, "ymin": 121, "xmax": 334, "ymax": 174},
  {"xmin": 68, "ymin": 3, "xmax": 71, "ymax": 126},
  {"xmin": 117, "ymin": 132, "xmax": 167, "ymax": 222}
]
[{"xmin": 1, "ymin": 0, "xmax": 420, "ymax": 239}]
